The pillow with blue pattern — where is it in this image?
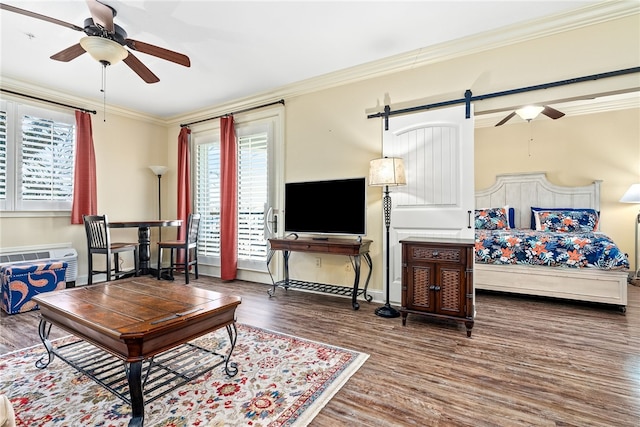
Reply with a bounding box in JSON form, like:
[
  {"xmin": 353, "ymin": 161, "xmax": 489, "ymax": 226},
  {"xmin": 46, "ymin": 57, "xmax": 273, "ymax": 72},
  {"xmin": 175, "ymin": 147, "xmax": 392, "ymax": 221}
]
[
  {"xmin": 530, "ymin": 207, "xmax": 599, "ymax": 230},
  {"xmin": 533, "ymin": 209, "xmax": 599, "ymax": 232},
  {"xmin": 475, "ymin": 207, "xmax": 510, "ymax": 230}
]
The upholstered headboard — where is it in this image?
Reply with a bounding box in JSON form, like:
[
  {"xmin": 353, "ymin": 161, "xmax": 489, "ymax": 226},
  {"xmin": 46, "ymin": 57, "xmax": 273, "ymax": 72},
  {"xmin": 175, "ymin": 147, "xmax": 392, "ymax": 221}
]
[{"xmin": 475, "ymin": 172, "xmax": 601, "ymax": 229}]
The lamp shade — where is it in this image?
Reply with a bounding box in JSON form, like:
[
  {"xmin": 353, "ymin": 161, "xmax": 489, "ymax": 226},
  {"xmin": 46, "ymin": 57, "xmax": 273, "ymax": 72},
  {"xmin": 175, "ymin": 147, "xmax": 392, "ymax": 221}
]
[
  {"xmin": 80, "ymin": 36, "xmax": 128, "ymax": 65},
  {"xmin": 369, "ymin": 157, "xmax": 406, "ymax": 187},
  {"xmin": 515, "ymin": 105, "xmax": 544, "ymax": 121},
  {"xmin": 149, "ymin": 165, "xmax": 168, "ymax": 176},
  {"xmin": 620, "ymin": 183, "xmax": 640, "ymax": 203}
]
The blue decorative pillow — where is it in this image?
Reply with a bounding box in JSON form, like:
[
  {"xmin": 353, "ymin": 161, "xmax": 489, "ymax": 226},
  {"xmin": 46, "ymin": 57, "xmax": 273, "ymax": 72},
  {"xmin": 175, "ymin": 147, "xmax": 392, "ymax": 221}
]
[
  {"xmin": 534, "ymin": 209, "xmax": 600, "ymax": 232},
  {"xmin": 475, "ymin": 207, "xmax": 510, "ymax": 230},
  {"xmin": 506, "ymin": 207, "xmax": 515, "ymax": 229},
  {"xmin": 530, "ymin": 207, "xmax": 599, "ymax": 230}
]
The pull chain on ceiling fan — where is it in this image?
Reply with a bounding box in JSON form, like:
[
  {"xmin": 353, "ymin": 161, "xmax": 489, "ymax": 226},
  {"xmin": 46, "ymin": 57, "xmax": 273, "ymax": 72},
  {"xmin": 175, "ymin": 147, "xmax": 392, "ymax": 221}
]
[{"xmin": 0, "ymin": 0, "xmax": 191, "ymax": 84}]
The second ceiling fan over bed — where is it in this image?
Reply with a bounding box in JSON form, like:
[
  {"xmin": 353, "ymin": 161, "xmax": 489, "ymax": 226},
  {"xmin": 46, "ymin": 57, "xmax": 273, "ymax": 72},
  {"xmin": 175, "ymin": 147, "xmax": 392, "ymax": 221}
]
[
  {"xmin": 0, "ymin": 0, "xmax": 191, "ymax": 83},
  {"xmin": 495, "ymin": 105, "xmax": 565, "ymax": 126}
]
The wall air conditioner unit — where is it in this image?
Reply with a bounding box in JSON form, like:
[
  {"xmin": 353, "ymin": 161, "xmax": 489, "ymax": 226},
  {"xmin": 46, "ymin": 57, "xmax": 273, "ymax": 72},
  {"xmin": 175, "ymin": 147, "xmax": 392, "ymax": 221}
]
[
  {"xmin": 49, "ymin": 248, "xmax": 79, "ymax": 283},
  {"xmin": 0, "ymin": 246, "xmax": 78, "ymax": 284}
]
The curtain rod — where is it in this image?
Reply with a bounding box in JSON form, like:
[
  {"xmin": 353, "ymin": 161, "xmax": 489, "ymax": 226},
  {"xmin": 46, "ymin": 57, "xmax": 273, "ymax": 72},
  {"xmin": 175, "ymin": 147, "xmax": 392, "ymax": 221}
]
[
  {"xmin": 180, "ymin": 99, "xmax": 285, "ymax": 128},
  {"xmin": 0, "ymin": 88, "xmax": 97, "ymax": 114},
  {"xmin": 367, "ymin": 66, "xmax": 640, "ymax": 129}
]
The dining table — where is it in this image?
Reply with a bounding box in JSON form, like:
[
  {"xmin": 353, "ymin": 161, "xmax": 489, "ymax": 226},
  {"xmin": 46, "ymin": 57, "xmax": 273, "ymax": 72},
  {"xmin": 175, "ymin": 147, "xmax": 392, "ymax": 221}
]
[{"xmin": 109, "ymin": 219, "xmax": 182, "ymax": 275}]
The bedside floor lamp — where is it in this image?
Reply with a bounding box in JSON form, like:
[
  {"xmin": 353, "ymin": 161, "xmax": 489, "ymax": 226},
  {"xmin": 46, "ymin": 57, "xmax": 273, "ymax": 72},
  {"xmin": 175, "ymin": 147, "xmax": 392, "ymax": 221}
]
[
  {"xmin": 620, "ymin": 183, "xmax": 640, "ymax": 285},
  {"xmin": 149, "ymin": 165, "xmax": 168, "ymax": 240},
  {"xmin": 369, "ymin": 157, "xmax": 407, "ymax": 318}
]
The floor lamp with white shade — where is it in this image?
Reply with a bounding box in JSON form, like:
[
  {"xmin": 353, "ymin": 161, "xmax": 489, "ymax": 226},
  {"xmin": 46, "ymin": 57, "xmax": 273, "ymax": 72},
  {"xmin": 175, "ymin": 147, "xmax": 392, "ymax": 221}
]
[
  {"xmin": 149, "ymin": 165, "xmax": 168, "ymax": 239},
  {"xmin": 620, "ymin": 183, "xmax": 640, "ymax": 285},
  {"xmin": 369, "ymin": 157, "xmax": 407, "ymax": 318}
]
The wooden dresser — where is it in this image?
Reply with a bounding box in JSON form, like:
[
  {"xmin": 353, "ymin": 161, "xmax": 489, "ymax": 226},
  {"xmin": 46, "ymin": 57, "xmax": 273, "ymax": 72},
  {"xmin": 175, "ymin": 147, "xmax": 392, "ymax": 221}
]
[{"xmin": 400, "ymin": 237, "xmax": 475, "ymax": 337}]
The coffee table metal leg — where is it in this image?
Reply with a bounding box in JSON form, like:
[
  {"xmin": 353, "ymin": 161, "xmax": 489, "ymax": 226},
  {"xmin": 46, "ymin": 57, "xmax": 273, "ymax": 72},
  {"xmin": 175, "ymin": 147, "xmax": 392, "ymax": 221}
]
[
  {"xmin": 35, "ymin": 319, "xmax": 54, "ymax": 369},
  {"xmin": 224, "ymin": 322, "xmax": 239, "ymax": 376},
  {"xmin": 127, "ymin": 361, "xmax": 144, "ymax": 427}
]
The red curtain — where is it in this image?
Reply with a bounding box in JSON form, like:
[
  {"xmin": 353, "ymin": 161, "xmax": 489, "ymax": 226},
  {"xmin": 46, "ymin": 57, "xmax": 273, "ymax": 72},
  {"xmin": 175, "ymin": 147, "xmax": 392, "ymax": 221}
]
[
  {"xmin": 70, "ymin": 111, "xmax": 97, "ymax": 224},
  {"xmin": 177, "ymin": 127, "xmax": 192, "ymax": 241},
  {"xmin": 220, "ymin": 116, "xmax": 238, "ymax": 280}
]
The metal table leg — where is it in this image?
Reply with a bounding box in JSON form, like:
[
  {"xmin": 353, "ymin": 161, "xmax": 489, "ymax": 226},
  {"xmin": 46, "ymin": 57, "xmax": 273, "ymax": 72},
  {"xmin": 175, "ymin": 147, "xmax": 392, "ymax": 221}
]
[{"xmin": 127, "ymin": 361, "xmax": 144, "ymax": 427}]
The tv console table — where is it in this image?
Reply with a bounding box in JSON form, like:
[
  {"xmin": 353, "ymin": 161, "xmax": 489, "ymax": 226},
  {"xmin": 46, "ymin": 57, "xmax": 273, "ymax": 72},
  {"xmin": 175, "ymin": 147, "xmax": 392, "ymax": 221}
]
[{"xmin": 267, "ymin": 237, "xmax": 373, "ymax": 310}]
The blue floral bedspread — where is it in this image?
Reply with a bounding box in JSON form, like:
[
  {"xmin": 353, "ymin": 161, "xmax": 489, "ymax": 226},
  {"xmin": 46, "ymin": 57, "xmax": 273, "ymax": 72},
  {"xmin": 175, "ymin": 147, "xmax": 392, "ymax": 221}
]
[{"xmin": 475, "ymin": 229, "xmax": 629, "ymax": 270}]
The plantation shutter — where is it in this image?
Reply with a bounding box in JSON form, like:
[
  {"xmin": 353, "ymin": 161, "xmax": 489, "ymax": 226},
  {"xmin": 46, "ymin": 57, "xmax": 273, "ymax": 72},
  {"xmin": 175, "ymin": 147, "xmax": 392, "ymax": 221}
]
[
  {"xmin": 0, "ymin": 106, "xmax": 7, "ymax": 205},
  {"xmin": 195, "ymin": 140, "xmax": 221, "ymax": 257},
  {"xmin": 0, "ymin": 101, "xmax": 75, "ymax": 212},
  {"xmin": 16, "ymin": 107, "xmax": 75, "ymax": 210},
  {"xmin": 20, "ymin": 114, "xmax": 75, "ymax": 205},
  {"xmin": 237, "ymin": 132, "xmax": 268, "ymax": 261},
  {"xmin": 194, "ymin": 132, "xmax": 269, "ymax": 261}
]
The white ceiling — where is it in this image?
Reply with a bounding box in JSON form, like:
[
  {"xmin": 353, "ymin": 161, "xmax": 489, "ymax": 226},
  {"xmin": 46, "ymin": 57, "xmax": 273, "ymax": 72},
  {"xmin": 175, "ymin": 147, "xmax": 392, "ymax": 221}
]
[{"xmin": 0, "ymin": 1, "xmax": 615, "ymax": 119}]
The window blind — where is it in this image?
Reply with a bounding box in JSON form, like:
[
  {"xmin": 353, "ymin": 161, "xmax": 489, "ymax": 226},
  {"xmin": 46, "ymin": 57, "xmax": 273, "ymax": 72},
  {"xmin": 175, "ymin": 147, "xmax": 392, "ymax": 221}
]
[
  {"xmin": 0, "ymin": 108, "xmax": 7, "ymax": 202},
  {"xmin": 195, "ymin": 141, "xmax": 221, "ymax": 257},
  {"xmin": 20, "ymin": 115, "xmax": 75, "ymax": 202},
  {"xmin": 237, "ymin": 132, "xmax": 268, "ymax": 261}
]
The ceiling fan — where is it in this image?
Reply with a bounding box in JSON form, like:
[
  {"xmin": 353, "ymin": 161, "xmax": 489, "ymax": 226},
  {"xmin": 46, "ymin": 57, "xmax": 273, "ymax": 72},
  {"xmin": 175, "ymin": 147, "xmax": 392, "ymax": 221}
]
[
  {"xmin": 495, "ymin": 105, "xmax": 565, "ymax": 126},
  {"xmin": 0, "ymin": 0, "xmax": 191, "ymax": 84}
]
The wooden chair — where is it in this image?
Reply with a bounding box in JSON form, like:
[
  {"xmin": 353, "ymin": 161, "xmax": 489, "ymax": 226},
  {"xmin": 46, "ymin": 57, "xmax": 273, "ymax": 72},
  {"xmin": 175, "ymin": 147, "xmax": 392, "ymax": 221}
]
[
  {"xmin": 83, "ymin": 215, "xmax": 139, "ymax": 285},
  {"xmin": 157, "ymin": 213, "xmax": 201, "ymax": 284}
]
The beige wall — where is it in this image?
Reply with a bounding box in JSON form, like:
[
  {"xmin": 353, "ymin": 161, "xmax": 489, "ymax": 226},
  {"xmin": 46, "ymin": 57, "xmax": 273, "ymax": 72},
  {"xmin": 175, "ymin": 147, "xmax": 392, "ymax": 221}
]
[
  {"xmin": 0, "ymin": 109, "xmax": 170, "ymax": 279},
  {"xmin": 476, "ymin": 108, "xmax": 640, "ymax": 270},
  {"xmin": 2, "ymin": 13, "xmax": 638, "ymax": 287},
  {"xmin": 281, "ymin": 14, "xmax": 639, "ymax": 288}
]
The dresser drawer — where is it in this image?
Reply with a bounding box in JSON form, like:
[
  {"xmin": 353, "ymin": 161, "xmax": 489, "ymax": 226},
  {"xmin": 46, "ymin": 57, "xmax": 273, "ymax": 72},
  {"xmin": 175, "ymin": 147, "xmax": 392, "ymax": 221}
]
[{"xmin": 407, "ymin": 245, "xmax": 464, "ymax": 264}]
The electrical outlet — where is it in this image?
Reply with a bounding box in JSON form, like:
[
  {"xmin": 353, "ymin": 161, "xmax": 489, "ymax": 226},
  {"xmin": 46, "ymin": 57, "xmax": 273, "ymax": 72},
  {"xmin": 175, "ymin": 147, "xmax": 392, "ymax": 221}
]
[
  {"xmin": 315, "ymin": 257, "xmax": 322, "ymax": 268},
  {"xmin": 345, "ymin": 263, "xmax": 351, "ymax": 272}
]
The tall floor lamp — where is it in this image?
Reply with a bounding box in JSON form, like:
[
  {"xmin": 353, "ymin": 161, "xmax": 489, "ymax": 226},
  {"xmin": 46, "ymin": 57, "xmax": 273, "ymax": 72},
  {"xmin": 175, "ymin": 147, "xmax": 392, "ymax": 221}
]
[
  {"xmin": 369, "ymin": 157, "xmax": 407, "ymax": 318},
  {"xmin": 149, "ymin": 165, "xmax": 168, "ymax": 240},
  {"xmin": 620, "ymin": 183, "xmax": 640, "ymax": 285}
]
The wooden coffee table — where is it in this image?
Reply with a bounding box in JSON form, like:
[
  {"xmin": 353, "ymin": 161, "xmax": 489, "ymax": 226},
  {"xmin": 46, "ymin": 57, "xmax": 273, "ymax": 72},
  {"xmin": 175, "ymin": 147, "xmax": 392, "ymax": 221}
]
[{"xmin": 32, "ymin": 277, "xmax": 242, "ymax": 427}]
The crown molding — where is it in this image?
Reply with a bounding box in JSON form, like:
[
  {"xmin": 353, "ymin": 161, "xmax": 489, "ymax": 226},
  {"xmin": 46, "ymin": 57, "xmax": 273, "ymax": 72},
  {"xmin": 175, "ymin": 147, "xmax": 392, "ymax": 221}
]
[
  {"xmin": 171, "ymin": 1, "xmax": 639, "ymax": 126},
  {"xmin": 266, "ymin": 2, "xmax": 640, "ymax": 102},
  {"xmin": 3, "ymin": 1, "xmax": 637, "ymax": 127}
]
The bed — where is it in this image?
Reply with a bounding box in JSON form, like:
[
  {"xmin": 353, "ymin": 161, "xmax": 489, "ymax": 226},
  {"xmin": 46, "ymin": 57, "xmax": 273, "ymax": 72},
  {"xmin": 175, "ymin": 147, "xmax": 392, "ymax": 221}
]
[{"xmin": 474, "ymin": 172, "xmax": 629, "ymax": 312}]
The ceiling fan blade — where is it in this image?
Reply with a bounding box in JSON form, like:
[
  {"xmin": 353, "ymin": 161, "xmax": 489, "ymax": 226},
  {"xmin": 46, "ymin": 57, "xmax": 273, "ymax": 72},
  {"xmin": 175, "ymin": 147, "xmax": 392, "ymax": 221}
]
[
  {"xmin": 123, "ymin": 52, "xmax": 160, "ymax": 84},
  {"xmin": 50, "ymin": 43, "xmax": 86, "ymax": 62},
  {"xmin": 85, "ymin": 0, "xmax": 114, "ymax": 33},
  {"xmin": 541, "ymin": 106, "xmax": 565, "ymax": 120},
  {"xmin": 495, "ymin": 111, "xmax": 516, "ymax": 127},
  {"xmin": 126, "ymin": 39, "xmax": 191, "ymax": 67},
  {"xmin": 0, "ymin": 3, "xmax": 83, "ymax": 31}
]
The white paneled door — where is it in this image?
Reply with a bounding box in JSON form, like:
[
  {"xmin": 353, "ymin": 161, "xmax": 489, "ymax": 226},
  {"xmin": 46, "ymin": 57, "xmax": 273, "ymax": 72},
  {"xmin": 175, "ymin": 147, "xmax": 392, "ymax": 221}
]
[{"xmin": 382, "ymin": 104, "xmax": 475, "ymax": 303}]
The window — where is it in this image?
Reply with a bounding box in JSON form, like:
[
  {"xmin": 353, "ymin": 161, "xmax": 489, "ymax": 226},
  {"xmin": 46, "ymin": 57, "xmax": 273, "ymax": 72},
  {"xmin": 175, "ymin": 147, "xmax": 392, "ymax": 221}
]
[
  {"xmin": 194, "ymin": 125, "xmax": 269, "ymax": 264},
  {"xmin": 193, "ymin": 111, "xmax": 281, "ymax": 274},
  {"xmin": 237, "ymin": 132, "xmax": 268, "ymax": 262},
  {"xmin": 0, "ymin": 100, "xmax": 76, "ymax": 211},
  {"xmin": 195, "ymin": 134, "xmax": 221, "ymax": 257}
]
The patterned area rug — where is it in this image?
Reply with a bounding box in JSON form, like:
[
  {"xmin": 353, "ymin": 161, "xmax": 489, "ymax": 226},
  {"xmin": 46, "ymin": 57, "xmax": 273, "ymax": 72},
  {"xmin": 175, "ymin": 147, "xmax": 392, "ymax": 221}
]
[{"xmin": 1, "ymin": 324, "xmax": 368, "ymax": 426}]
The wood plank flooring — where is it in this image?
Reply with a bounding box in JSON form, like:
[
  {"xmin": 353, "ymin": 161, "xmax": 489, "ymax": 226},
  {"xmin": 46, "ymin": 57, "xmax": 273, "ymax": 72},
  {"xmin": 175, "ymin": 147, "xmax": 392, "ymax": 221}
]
[{"xmin": 1, "ymin": 278, "xmax": 638, "ymax": 426}]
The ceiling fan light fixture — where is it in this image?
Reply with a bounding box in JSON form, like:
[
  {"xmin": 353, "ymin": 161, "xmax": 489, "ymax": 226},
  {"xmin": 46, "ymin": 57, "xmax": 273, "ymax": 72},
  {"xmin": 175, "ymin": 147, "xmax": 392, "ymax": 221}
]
[
  {"xmin": 515, "ymin": 105, "xmax": 545, "ymax": 121},
  {"xmin": 80, "ymin": 36, "xmax": 128, "ymax": 65}
]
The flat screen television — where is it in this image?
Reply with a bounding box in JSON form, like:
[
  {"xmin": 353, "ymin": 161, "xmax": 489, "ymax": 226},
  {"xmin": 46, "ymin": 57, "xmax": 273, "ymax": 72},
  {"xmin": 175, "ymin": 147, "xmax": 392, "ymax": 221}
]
[{"xmin": 284, "ymin": 177, "xmax": 366, "ymax": 236}]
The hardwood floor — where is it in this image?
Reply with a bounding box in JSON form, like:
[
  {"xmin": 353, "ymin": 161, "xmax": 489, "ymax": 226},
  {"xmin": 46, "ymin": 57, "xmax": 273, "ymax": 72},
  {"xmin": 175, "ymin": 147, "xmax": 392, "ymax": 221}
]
[{"xmin": 2, "ymin": 278, "xmax": 638, "ymax": 426}]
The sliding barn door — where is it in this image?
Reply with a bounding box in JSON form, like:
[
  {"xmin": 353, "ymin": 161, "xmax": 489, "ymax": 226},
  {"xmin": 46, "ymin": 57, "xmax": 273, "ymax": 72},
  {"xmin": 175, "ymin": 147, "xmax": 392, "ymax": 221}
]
[{"xmin": 382, "ymin": 105, "xmax": 475, "ymax": 303}]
